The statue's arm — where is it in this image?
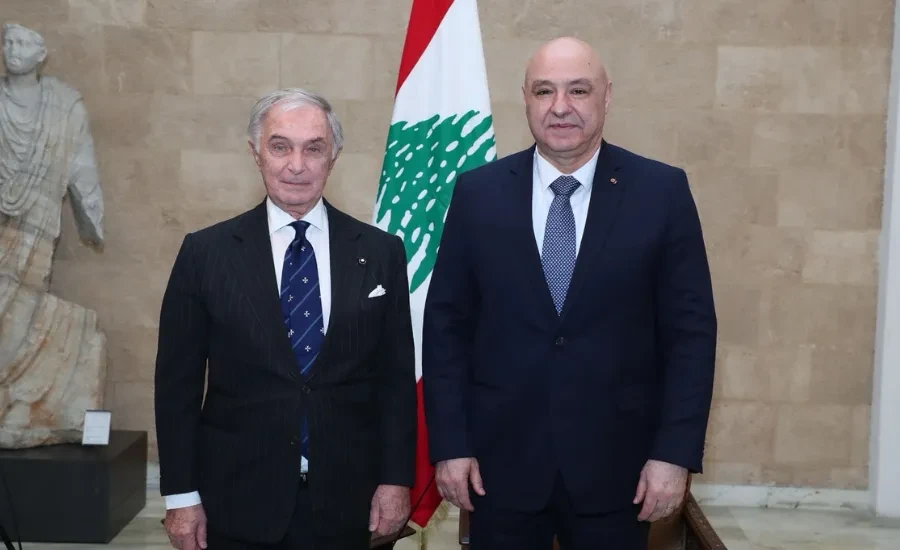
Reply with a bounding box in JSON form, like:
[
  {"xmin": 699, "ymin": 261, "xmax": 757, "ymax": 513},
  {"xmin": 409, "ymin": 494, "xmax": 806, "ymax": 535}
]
[{"xmin": 67, "ymin": 100, "xmax": 104, "ymax": 247}]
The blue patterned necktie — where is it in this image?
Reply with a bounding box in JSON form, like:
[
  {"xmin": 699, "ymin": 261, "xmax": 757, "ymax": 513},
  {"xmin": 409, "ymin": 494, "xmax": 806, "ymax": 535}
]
[
  {"xmin": 279, "ymin": 220, "xmax": 325, "ymax": 460},
  {"xmin": 542, "ymin": 175, "xmax": 581, "ymax": 314}
]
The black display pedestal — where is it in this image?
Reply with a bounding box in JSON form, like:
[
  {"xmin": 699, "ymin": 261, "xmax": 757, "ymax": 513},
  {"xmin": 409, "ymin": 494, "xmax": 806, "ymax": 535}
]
[{"xmin": 0, "ymin": 430, "xmax": 147, "ymax": 543}]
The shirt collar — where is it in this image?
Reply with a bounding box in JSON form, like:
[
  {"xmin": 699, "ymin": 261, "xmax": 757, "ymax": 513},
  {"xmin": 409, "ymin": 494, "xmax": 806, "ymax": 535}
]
[
  {"xmin": 266, "ymin": 196, "xmax": 327, "ymax": 236},
  {"xmin": 535, "ymin": 142, "xmax": 602, "ymax": 192}
]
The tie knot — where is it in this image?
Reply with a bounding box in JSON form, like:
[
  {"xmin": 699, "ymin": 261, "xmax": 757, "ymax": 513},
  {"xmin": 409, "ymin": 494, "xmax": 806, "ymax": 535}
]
[
  {"xmin": 290, "ymin": 220, "xmax": 310, "ymax": 244},
  {"xmin": 550, "ymin": 176, "xmax": 580, "ymax": 197}
]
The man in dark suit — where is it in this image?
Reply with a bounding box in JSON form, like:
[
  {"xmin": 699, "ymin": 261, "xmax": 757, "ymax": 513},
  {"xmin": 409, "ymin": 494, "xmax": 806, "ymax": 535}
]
[
  {"xmin": 422, "ymin": 37, "xmax": 717, "ymax": 549},
  {"xmin": 155, "ymin": 88, "xmax": 417, "ymax": 550}
]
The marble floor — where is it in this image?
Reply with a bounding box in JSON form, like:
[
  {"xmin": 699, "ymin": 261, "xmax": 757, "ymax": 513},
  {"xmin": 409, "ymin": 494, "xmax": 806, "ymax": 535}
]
[{"xmin": 14, "ymin": 492, "xmax": 900, "ymax": 550}]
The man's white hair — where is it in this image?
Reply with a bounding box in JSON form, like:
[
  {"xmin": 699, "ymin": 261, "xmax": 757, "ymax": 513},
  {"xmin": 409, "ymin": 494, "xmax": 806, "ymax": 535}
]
[{"xmin": 247, "ymin": 88, "xmax": 344, "ymax": 159}]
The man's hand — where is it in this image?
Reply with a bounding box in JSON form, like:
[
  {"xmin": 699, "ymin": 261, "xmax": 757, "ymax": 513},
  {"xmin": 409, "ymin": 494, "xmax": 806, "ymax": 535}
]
[
  {"xmin": 164, "ymin": 504, "xmax": 207, "ymax": 550},
  {"xmin": 435, "ymin": 457, "xmax": 485, "ymax": 512},
  {"xmin": 634, "ymin": 459, "xmax": 688, "ymax": 522},
  {"xmin": 369, "ymin": 484, "xmax": 410, "ymax": 538}
]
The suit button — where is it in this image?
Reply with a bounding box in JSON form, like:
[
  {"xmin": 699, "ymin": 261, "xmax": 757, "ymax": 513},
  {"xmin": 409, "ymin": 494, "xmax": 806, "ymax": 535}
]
[
  {"xmin": 555, "ymin": 337, "xmax": 565, "ymax": 347},
  {"xmin": 301, "ymin": 385, "xmax": 311, "ymax": 394}
]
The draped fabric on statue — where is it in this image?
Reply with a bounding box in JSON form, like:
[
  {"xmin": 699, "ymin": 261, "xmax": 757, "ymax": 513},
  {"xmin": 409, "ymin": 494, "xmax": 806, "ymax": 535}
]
[{"xmin": 0, "ymin": 76, "xmax": 106, "ymax": 449}]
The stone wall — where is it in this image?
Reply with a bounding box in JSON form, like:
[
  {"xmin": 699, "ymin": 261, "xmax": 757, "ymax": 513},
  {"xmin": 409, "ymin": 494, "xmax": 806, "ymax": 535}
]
[{"xmin": 1, "ymin": 0, "xmax": 892, "ymax": 490}]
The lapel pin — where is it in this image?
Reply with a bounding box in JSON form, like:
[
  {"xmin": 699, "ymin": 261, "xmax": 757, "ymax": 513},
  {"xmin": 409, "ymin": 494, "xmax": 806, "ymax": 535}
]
[
  {"xmin": 610, "ymin": 178, "xmax": 617, "ymax": 185},
  {"xmin": 358, "ymin": 257, "xmax": 367, "ymax": 266}
]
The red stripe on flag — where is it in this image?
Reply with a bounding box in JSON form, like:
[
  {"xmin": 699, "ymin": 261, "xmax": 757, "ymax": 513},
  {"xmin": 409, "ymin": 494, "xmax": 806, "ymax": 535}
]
[
  {"xmin": 392, "ymin": 0, "xmax": 457, "ymax": 528},
  {"xmin": 409, "ymin": 379, "xmax": 442, "ymax": 527},
  {"xmin": 395, "ymin": 0, "xmax": 455, "ymax": 94}
]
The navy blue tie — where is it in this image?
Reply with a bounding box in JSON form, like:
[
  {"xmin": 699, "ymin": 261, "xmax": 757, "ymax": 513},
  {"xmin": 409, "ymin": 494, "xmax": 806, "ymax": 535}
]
[
  {"xmin": 542, "ymin": 175, "xmax": 581, "ymax": 314},
  {"xmin": 279, "ymin": 220, "xmax": 325, "ymax": 461}
]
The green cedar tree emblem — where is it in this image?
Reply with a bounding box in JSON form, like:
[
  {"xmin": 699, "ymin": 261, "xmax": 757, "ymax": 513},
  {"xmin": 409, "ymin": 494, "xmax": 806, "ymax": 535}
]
[{"xmin": 375, "ymin": 110, "xmax": 496, "ymax": 293}]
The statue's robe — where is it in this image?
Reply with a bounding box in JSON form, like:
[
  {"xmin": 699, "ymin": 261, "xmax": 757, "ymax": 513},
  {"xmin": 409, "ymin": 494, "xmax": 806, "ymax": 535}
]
[{"xmin": 0, "ymin": 76, "xmax": 106, "ymax": 448}]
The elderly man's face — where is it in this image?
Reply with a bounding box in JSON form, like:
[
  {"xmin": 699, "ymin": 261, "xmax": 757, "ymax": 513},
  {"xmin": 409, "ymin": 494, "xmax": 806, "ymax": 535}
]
[
  {"xmin": 250, "ymin": 103, "xmax": 337, "ymax": 217},
  {"xmin": 524, "ymin": 44, "xmax": 610, "ymax": 164},
  {"xmin": 3, "ymin": 27, "xmax": 45, "ymax": 75}
]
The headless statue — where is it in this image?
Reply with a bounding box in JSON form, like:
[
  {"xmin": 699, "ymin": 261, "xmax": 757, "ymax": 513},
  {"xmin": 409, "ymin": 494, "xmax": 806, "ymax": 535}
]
[{"xmin": 0, "ymin": 22, "xmax": 106, "ymax": 448}]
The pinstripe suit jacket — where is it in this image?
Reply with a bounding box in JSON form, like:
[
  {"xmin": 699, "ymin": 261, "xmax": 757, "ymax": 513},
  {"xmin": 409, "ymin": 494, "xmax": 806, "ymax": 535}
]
[{"xmin": 154, "ymin": 198, "xmax": 417, "ymax": 543}]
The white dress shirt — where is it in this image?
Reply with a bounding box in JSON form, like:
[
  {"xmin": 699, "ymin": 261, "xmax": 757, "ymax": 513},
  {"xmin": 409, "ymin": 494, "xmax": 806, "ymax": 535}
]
[
  {"xmin": 267, "ymin": 196, "xmax": 332, "ymax": 330},
  {"xmin": 532, "ymin": 144, "xmax": 601, "ymax": 257},
  {"xmin": 164, "ymin": 197, "xmax": 332, "ymax": 510}
]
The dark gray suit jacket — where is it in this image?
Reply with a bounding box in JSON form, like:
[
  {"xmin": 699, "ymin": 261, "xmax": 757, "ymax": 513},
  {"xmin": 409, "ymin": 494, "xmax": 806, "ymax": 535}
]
[{"xmin": 154, "ymin": 199, "xmax": 416, "ymax": 543}]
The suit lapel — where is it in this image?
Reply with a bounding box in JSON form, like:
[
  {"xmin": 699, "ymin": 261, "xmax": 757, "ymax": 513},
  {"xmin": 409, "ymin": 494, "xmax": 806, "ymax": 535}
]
[
  {"xmin": 507, "ymin": 146, "xmax": 559, "ymax": 320},
  {"xmin": 230, "ymin": 200, "xmax": 366, "ymax": 381},
  {"xmin": 559, "ymin": 141, "xmax": 626, "ymax": 321},
  {"xmin": 231, "ymin": 200, "xmax": 299, "ymax": 379},
  {"xmin": 315, "ymin": 201, "xmax": 365, "ymax": 369}
]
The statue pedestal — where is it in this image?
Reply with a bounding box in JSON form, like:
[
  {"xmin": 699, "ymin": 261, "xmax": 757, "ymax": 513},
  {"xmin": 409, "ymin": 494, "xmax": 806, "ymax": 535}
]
[{"xmin": 0, "ymin": 430, "xmax": 147, "ymax": 543}]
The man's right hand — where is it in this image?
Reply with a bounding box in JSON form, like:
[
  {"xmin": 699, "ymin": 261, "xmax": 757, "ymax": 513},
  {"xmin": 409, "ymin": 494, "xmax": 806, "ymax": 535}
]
[
  {"xmin": 164, "ymin": 504, "xmax": 208, "ymax": 550},
  {"xmin": 435, "ymin": 457, "xmax": 485, "ymax": 512}
]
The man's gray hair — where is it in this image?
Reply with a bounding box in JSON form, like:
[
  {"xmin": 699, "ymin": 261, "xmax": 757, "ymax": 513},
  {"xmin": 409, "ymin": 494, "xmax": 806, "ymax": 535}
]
[
  {"xmin": 247, "ymin": 88, "xmax": 344, "ymax": 159},
  {"xmin": 2, "ymin": 23, "xmax": 45, "ymax": 48}
]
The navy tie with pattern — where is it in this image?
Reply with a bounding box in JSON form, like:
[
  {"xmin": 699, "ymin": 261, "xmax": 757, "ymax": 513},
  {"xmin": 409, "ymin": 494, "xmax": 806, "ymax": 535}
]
[
  {"xmin": 280, "ymin": 220, "xmax": 325, "ymax": 461},
  {"xmin": 542, "ymin": 175, "xmax": 581, "ymax": 314}
]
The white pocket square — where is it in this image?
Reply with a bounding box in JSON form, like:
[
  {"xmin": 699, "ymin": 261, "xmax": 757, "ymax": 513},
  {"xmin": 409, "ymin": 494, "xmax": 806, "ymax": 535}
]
[{"xmin": 368, "ymin": 285, "xmax": 386, "ymax": 298}]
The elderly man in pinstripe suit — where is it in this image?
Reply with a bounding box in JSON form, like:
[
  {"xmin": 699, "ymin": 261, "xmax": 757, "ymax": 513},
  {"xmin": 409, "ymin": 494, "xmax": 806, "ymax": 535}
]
[{"xmin": 154, "ymin": 88, "xmax": 417, "ymax": 550}]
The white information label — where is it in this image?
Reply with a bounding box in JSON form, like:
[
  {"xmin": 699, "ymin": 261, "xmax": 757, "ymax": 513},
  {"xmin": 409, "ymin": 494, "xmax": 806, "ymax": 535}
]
[{"xmin": 82, "ymin": 410, "xmax": 112, "ymax": 446}]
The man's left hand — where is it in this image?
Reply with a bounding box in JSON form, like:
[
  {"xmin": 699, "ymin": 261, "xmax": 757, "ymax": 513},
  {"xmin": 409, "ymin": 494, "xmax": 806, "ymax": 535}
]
[
  {"xmin": 633, "ymin": 459, "xmax": 688, "ymax": 522},
  {"xmin": 369, "ymin": 484, "xmax": 410, "ymax": 538}
]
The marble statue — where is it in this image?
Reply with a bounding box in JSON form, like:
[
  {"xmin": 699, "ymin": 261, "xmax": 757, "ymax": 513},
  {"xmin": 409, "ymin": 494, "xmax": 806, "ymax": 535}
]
[{"xmin": 0, "ymin": 22, "xmax": 107, "ymax": 448}]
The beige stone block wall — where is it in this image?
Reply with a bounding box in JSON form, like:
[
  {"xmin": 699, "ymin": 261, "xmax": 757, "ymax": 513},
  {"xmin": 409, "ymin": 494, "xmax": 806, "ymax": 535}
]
[{"xmin": 0, "ymin": 0, "xmax": 892, "ymax": 491}]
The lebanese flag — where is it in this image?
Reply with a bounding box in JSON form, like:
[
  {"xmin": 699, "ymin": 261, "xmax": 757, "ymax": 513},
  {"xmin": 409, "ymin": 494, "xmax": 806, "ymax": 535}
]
[{"xmin": 373, "ymin": 0, "xmax": 496, "ymax": 530}]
